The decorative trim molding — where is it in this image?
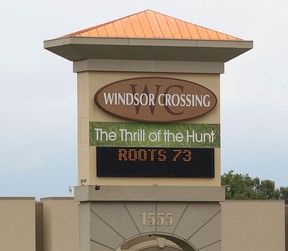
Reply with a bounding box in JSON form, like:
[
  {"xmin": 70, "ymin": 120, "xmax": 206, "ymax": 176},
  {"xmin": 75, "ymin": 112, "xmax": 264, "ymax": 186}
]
[{"xmin": 73, "ymin": 59, "xmax": 224, "ymax": 74}]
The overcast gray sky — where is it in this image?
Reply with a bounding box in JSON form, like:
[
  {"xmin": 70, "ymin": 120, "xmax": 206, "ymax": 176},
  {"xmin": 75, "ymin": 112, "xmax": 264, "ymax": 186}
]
[{"xmin": 1, "ymin": 0, "xmax": 287, "ymax": 198}]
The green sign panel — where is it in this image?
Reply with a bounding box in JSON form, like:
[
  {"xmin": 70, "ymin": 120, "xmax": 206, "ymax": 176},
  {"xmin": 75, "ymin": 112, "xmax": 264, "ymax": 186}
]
[{"xmin": 90, "ymin": 122, "xmax": 220, "ymax": 148}]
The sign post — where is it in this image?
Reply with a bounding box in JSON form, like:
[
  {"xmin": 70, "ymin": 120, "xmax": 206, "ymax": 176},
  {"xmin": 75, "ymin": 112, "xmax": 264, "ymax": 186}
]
[{"xmin": 45, "ymin": 9, "xmax": 252, "ymax": 251}]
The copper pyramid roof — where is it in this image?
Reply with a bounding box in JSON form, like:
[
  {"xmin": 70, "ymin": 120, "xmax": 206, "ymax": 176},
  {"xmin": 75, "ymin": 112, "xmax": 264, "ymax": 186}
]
[
  {"xmin": 64, "ymin": 10, "xmax": 241, "ymax": 41},
  {"xmin": 45, "ymin": 10, "xmax": 252, "ymax": 62}
]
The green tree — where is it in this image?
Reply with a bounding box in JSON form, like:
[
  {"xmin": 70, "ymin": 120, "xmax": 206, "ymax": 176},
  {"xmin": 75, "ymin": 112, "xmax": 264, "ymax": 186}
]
[
  {"xmin": 280, "ymin": 187, "xmax": 288, "ymax": 203},
  {"xmin": 221, "ymin": 170, "xmax": 287, "ymax": 204}
]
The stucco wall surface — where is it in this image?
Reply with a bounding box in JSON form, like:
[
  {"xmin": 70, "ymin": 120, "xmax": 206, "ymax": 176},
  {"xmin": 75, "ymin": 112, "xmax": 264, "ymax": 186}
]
[
  {"xmin": 222, "ymin": 200, "xmax": 285, "ymax": 251},
  {"xmin": 41, "ymin": 198, "xmax": 79, "ymax": 251},
  {"xmin": 285, "ymin": 206, "xmax": 288, "ymax": 251},
  {"xmin": 0, "ymin": 198, "xmax": 286, "ymax": 251},
  {"xmin": 0, "ymin": 198, "xmax": 36, "ymax": 251}
]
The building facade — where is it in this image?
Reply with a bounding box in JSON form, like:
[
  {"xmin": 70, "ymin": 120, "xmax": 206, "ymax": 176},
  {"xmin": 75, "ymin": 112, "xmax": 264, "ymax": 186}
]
[{"xmin": 0, "ymin": 197, "xmax": 286, "ymax": 251}]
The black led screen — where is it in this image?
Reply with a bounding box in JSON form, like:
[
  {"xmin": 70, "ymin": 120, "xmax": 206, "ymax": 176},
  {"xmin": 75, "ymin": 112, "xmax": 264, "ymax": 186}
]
[{"xmin": 96, "ymin": 147, "xmax": 214, "ymax": 178}]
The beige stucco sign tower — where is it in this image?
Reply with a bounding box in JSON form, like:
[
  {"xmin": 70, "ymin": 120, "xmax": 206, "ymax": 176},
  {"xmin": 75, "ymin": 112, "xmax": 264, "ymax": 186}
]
[{"xmin": 45, "ymin": 10, "xmax": 252, "ymax": 251}]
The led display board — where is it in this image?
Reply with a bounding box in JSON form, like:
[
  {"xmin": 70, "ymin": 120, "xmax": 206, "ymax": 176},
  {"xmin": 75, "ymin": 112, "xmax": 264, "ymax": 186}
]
[
  {"xmin": 93, "ymin": 77, "xmax": 218, "ymax": 179},
  {"xmin": 96, "ymin": 147, "xmax": 214, "ymax": 178}
]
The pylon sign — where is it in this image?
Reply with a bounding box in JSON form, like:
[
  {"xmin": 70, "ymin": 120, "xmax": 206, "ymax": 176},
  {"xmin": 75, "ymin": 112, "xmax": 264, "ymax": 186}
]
[{"xmin": 92, "ymin": 77, "xmax": 219, "ymax": 178}]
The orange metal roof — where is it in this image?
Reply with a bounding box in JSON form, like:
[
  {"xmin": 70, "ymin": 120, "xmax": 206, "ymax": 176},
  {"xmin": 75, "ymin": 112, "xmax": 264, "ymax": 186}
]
[{"xmin": 64, "ymin": 10, "xmax": 241, "ymax": 41}]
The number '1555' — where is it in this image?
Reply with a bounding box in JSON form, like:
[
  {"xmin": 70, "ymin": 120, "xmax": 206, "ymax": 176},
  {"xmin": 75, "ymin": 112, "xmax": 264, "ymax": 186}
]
[{"xmin": 140, "ymin": 212, "xmax": 173, "ymax": 226}]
